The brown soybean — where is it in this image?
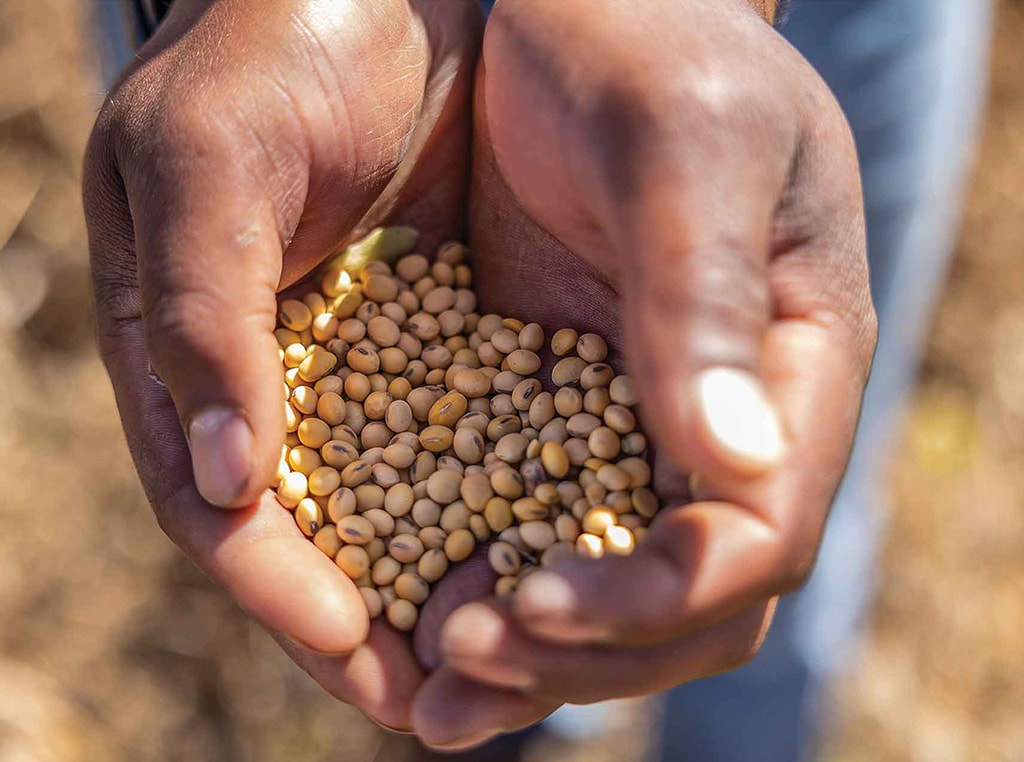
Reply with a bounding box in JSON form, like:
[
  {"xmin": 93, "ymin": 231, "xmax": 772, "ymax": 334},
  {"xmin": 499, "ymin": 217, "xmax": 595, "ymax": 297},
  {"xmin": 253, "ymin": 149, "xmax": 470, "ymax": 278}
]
[
  {"xmin": 453, "ymin": 368, "xmax": 490, "ymax": 398},
  {"xmin": 389, "ymin": 534, "xmax": 425, "ymax": 563},
  {"xmin": 540, "ymin": 441, "xmax": 570, "ymax": 478},
  {"xmin": 488, "ymin": 541, "xmax": 522, "ymax": 576},
  {"xmin": 551, "ymin": 328, "xmax": 578, "ymax": 356},
  {"xmin": 576, "ymin": 333, "xmax": 608, "ymax": 363},
  {"xmin": 552, "ymin": 356, "xmax": 587, "ymax": 386},
  {"xmin": 387, "ymin": 599, "xmax": 418, "ymax": 631},
  {"xmin": 418, "ymin": 548, "xmax": 449, "ymax": 581},
  {"xmin": 337, "ymin": 515, "xmax": 375, "ymax": 545},
  {"xmin": 444, "ymin": 529, "xmax": 475, "ymax": 562},
  {"xmin": 337, "ymin": 545, "xmax": 371, "ymax": 579},
  {"xmin": 519, "ymin": 520, "xmax": 556, "ymax": 551},
  {"xmin": 394, "ymin": 573, "xmax": 430, "ymax": 605}
]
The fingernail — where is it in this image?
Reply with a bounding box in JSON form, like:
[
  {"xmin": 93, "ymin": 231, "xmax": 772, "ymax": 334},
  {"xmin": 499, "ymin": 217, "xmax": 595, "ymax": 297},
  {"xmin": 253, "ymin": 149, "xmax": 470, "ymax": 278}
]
[
  {"xmin": 430, "ymin": 729, "xmax": 502, "ymax": 752},
  {"xmin": 694, "ymin": 367, "xmax": 785, "ymax": 473},
  {"xmin": 448, "ymin": 658, "xmax": 537, "ymax": 691},
  {"xmin": 368, "ymin": 718, "xmax": 415, "ymax": 736},
  {"xmin": 441, "ymin": 604, "xmax": 506, "ymax": 659},
  {"xmin": 188, "ymin": 406, "xmax": 254, "ymax": 507},
  {"xmin": 514, "ymin": 572, "xmax": 577, "ymax": 620},
  {"xmin": 513, "ymin": 573, "xmax": 612, "ymax": 643}
]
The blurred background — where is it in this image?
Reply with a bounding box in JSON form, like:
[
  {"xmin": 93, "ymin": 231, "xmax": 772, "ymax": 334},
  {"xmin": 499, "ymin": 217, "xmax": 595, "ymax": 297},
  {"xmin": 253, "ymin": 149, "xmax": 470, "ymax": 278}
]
[{"xmin": 1, "ymin": 1, "xmax": 1022, "ymax": 760}]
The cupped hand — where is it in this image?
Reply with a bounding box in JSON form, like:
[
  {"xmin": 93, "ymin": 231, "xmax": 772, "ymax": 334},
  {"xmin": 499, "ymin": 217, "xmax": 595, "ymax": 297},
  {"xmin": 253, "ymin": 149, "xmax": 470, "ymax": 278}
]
[
  {"xmin": 84, "ymin": 0, "xmax": 483, "ymax": 731},
  {"xmin": 411, "ymin": 0, "xmax": 877, "ymax": 749}
]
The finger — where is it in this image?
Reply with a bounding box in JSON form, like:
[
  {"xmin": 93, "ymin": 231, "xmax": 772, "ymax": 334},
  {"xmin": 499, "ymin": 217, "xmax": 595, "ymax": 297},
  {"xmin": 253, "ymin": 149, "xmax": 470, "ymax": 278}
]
[
  {"xmin": 481, "ymin": 0, "xmax": 797, "ymax": 478},
  {"xmin": 512, "ymin": 307, "xmax": 869, "ymax": 646},
  {"xmin": 344, "ymin": 0, "xmax": 484, "ymax": 263},
  {"xmin": 103, "ymin": 108, "xmax": 301, "ymax": 508},
  {"xmin": 275, "ymin": 619, "xmax": 427, "ymax": 732},
  {"xmin": 101, "ymin": 318, "xmax": 371, "ymax": 655},
  {"xmin": 612, "ymin": 147, "xmax": 792, "ymax": 481},
  {"xmin": 412, "ymin": 667, "xmax": 558, "ymax": 751},
  {"xmin": 413, "ymin": 547, "xmax": 498, "ymax": 671},
  {"xmin": 507, "ymin": 71, "xmax": 871, "ymax": 646},
  {"xmin": 84, "ymin": 168, "xmax": 369, "ymax": 656},
  {"xmin": 101, "ymin": 315, "xmax": 370, "ymax": 654},
  {"xmin": 439, "ymin": 600, "xmax": 774, "ymax": 704}
]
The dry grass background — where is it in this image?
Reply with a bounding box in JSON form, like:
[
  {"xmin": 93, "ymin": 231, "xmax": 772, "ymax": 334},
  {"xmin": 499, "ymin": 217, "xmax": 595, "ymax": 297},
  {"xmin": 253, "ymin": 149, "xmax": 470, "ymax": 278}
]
[{"xmin": 0, "ymin": 1, "xmax": 1021, "ymax": 760}]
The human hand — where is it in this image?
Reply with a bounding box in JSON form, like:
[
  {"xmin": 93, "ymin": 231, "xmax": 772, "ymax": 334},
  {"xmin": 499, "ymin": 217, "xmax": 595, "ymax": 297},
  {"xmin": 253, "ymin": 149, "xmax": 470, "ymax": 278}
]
[
  {"xmin": 410, "ymin": 0, "xmax": 877, "ymax": 748},
  {"xmin": 84, "ymin": 0, "xmax": 482, "ymax": 731}
]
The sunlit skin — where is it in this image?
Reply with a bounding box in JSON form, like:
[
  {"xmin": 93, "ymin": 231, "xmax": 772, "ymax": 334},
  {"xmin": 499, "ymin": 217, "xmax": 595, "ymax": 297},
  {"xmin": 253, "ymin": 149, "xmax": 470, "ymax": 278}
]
[
  {"xmin": 83, "ymin": 0, "xmax": 875, "ymax": 750},
  {"xmin": 85, "ymin": 0, "xmax": 484, "ymax": 733}
]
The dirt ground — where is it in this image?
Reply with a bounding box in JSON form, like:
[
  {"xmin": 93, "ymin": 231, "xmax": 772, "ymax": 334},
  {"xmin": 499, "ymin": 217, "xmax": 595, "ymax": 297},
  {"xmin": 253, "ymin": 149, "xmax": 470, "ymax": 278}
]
[{"xmin": 0, "ymin": 1, "xmax": 1022, "ymax": 761}]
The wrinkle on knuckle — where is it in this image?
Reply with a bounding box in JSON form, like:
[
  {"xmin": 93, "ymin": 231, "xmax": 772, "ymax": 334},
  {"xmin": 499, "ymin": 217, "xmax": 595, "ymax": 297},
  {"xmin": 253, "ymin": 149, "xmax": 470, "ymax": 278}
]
[
  {"xmin": 767, "ymin": 529, "xmax": 816, "ymax": 594},
  {"xmin": 770, "ymin": 229, "xmax": 874, "ymax": 372},
  {"xmin": 142, "ymin": 287, "xmax": 224, "ymax": 371},
  {"xmin": 727, "ymin": 620, "xmax": 768, "ymax": 671},
  {"xmin": 856, "ymin": 296, "xmax": 880, "ymax": 371},
  {"xmin": 114, "ymin": 82, "xmax": 234, "ymax": 184},
  {"xmin": 94, "ymin": 293, "xmax": 142, "ymax": 348},
  {"xmin": 636, "ymin": 245, "xmax": 770, "ymax": 353},
  {"xmin": 92, "ymin": 247, "xmax": 139, "ymax": 307}
]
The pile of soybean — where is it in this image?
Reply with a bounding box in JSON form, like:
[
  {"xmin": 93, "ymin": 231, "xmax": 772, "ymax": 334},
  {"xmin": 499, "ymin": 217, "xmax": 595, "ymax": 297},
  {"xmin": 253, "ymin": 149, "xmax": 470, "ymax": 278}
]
[{"xmin": 273, "ymin": 228, "xmax": 660, "ymax": 632}]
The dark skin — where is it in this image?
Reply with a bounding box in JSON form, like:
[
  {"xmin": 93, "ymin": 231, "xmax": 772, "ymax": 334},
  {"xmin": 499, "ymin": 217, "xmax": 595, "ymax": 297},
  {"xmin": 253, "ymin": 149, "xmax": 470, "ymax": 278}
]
[{"xmin": 84, "ymin": 0, "xmax": 875, "ymax": 751}]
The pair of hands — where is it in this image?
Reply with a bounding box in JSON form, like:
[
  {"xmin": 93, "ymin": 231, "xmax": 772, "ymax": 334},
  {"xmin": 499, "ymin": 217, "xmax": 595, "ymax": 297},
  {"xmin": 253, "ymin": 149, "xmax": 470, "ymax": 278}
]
[{"xmin": 84, "ymin": 0, "xmax": 876, "ymax": 750}]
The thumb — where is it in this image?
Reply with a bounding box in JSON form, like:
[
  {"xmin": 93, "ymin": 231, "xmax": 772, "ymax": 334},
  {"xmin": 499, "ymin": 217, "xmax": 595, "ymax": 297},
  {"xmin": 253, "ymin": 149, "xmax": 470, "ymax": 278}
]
[
  {"xmin": 617, "ymin": 181, "xmax": 787, "ymax": 482},
  {"xmin": 118, "ymin": 124, "xmax": 297, "ymax": 509}
]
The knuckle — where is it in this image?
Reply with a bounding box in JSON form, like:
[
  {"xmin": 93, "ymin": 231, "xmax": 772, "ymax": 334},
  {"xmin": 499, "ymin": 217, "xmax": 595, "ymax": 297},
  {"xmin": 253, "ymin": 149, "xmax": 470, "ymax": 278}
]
[
  {"xmin": 594, "ymin": 71, "xmax": 752, "ymax": 159},
  {"xmin": 666, "ymin": 72, "xmax": 749, "ymax": 132},
  {"xmin": 151, "ymin": 479, "xmax": 204, "ymax": 553},
  {"xmin": 142, "ymin": 287, "xmax": 223, "ymax": 371},
  {"xmin": 637, "ymin": 243, "xmax": 769, "ymax": 361},
  {"xmin": 726, "ymin": 619, "xmax": 769, "ymax": 671},
  {"xmin": 146, "ymin": 99, "xmax": 231, "ymax": 166},
  {"xmin": 858, "ymin": 297, "xmax": 880, "ymax": 369},
  {"xmin": 93, "ymin": 286, "xmax": 141, "ymax": 347},
  {"xmin": 110, "ymin": 72, "xmax": 235, "ymax": 176},
  {"xmin": 684, "ymin": 239, "xmax": 770, "ymax": 312},
  {"xmin": 768, "ymin": 531, "xmax": 817, "ymax": 593},
  {"xmin": 90, "ymin": 243, "xmax": 140, "ymax": 327}
]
